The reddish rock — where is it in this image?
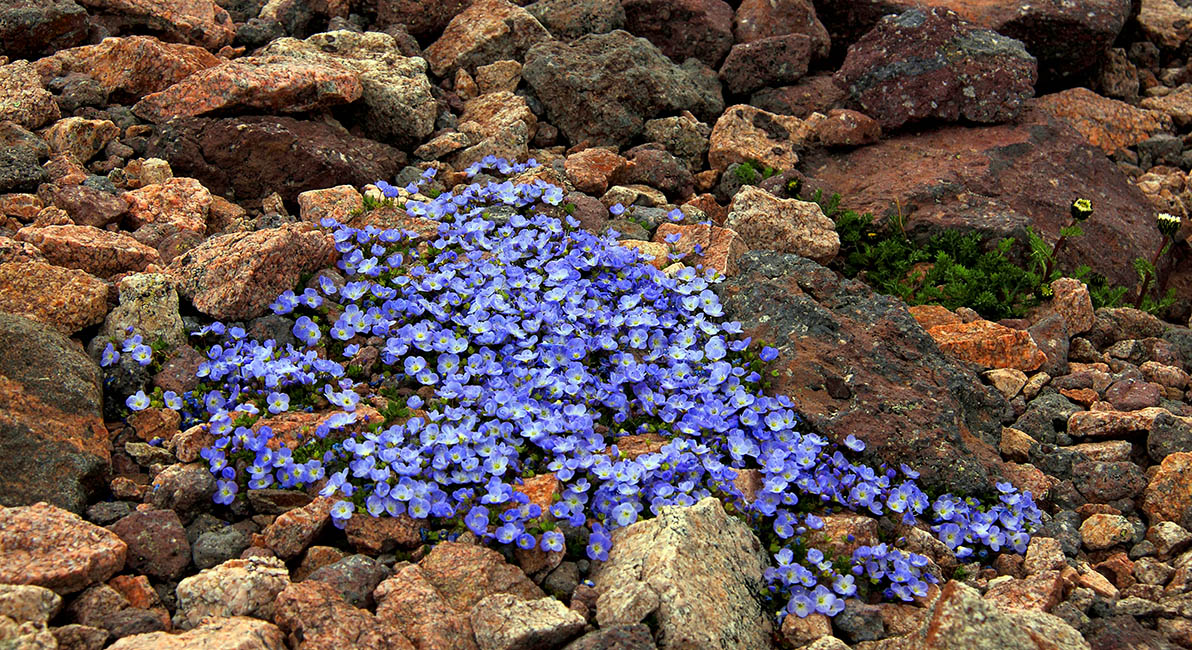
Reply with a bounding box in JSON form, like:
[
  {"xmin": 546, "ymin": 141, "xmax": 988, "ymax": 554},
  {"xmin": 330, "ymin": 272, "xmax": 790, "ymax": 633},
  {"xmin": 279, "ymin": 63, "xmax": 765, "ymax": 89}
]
[
  {"xmin": 610, "ymin": 145, "xmax": 694, "ymax": 200},
  {"xmin": 908, "ymin": 304, "xmax": 962, "ymax": 330},
  {"xmin": 1060, "ymin": 388, "xmax": 1099, "ymax": 407},
  {"xmin": 123, "ymin": 177, "xmax": 211, "ymax": 235},
  {"xmin": 417, "ymin": 542, "xmax": 544, "ymax": 612},
  {"xmin": 924, "ymin": 319, "xmax": 1048, "ymax": 371},
  {"xmin": 374, "ymin": 0, "xmax": 471, "ymax": 40},
  {"xmin": 260, "ymin": 497, "xmax": 331, "ymax": 561},
  {"xmin": 1072, "ymin": 460, "xmax": 1147, "ymax": 503},
  {"xmin": 1142, "ymin": 452, "xmax": 1192, "ymax": 529},
  {"xmin": 983, "ymin": 570, "xmax": 1064, "ymax": 612},
  {"xmin": 106, "ymin": 616, "xmax": 285, "ymax": 649},
  {"xmin": 33, "ymin": 36, "xmax": 222, "ymax": 103},
  {"xmin": 43, "ymin": 153, "xmax": 90, "ymax": 186},
  {"xmin": 725, "ymin": 184, "xmax": 838, "ymax": 263},
  {"xmin": 148, "ymin": 115, "xmax": 405, "ymax": 207},
  {"xmin": 1067, "ymin": 407, "xmax": 1167, "ymax": 438},
  {"xmin": 718, "ymin": 34, "xmax": 810, "ymax": 96},
  {"xmin": 0, "ymin": 61, "xmax": 60, "ymax": 130},
  {"xmin": 453, "ymin": 90, "xmax": 537, "ymax": 167},
  {"xmin": 166, "ymin": 223, "xmax": 335, "ymax": 320},
  {"xmin": 1081, "ymin": 513, "xmax": 1135, "ymax": 550},
  {"xmin": 0, "ymin": 261, "xmax": 107, "ymax": 335},
  {"xmin": 0, "ymin": 503, "xmax": 126, "ymax": 594},
  {"xmin": 733, "ymin": 0, "xmax": 829, "ymax": 59},
  {"xmin": 344, "ymin": 514, "xmax": 422, "ymax": 554},
  {"xmin": 15, "ymin": 225, "xmax": 160, "ymax": 279},
  {"xmin": 749, "ymin": 74, "xmax": 847, "ymax": 118},
  {"xmin": 47, "ymin": 185, "xmax": 127, "ymax": 229},
  {"xmin": 132, "ymin": 56, "xmax": 362, "ymax": 123},
  {"xmin": 274, "ymin": 581, "xmax": 414, "ymax": 650},
  {"xmin": 835, "ymin": 7, "xmax": 1036, "ymax": 130},
  {"xmin": 565, "ymin": 148, "xmax": 628, "ymax": 196},
  {"xmin": 1094, "ymin": 552, "xmax": 1135, "ymax": 590},
  {"xmin": 813, "ymin": 108, "xmax": 881, "ymax": 148},
  {"xmin": 108, "ymin": 510, "xmax": 190, "ymax": 581},
  {"xmin": 526, "ymin": 0, "xmax": 626, "ymax": 41},
  {"xmin": 41, "ymin": 117, "xmax": 119, "ymax": 164},
  {"xmin": 802, "ymin": 106, "xmax": 1164, "ymax": 289},
  {"xmin": 621, "ymin": 0, "xmax": 734, "ymax": 68},
  {"xmin": 1139, "ymin": 0, "xmax": 1192, "ymax": 50},
  {"xmin": 0, "ymin": 194, "xmax": 44, "ymax": 222},
  {"xmin": 423, "ymin": 0, "xmax": 550, "ymax": 77},
  {"xmin": 1023, "ymin": 537, "xmax": 1065, "ymax": 574},
  {"xmin": 0, "ymin": 0, "xmax": 91, "ymax": 60},
  {"xmin": 374, "ymin": 563, "xmax": 478, "ymax": 650},
  {"xmin": 1033, "ymin": 87, "xmax": 1171, "ymax": 156},
  {"xmin": 707, "ymin": 104, "xmax": 812, "ymax": 172},
  {"xmin": 73, "ymin": 0, "xmax": 234, "ymax": 50},
  {"xmin": 297, "ymin": 185, "xmax": 363, "ymax": 224},
  {"xmin": 0, "ymin": 235, "xmax": 45, "ymax": 264},
  {"xmin": 174, "ymin": 557, "xmax": 290, "ymax": 630},
  {"xmin": 807, "ymin": 513, "xmax": 878, "ymax": 558},
  {"xmin": 652, "ymin": 222, "xmax": 747, "ymax": 276}
]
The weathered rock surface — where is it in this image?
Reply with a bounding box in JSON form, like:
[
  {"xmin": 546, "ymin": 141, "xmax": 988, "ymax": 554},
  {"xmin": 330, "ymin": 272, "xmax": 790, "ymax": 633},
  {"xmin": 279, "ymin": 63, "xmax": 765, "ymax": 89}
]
[
  {"xmin": 0, "ymin": 503, "xmax": 126, "ymax": 594},
  {"xmin": 33, "ymin": 36, "xmax": 222, "ymax": 103},
  {"xmin": 0, "ymin": 0, "xmax": 90, "ymax": 59}
]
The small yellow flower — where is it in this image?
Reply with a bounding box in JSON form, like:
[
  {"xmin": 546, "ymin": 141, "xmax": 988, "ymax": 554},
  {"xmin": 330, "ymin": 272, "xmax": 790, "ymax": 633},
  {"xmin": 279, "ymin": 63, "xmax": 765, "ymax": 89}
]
[
  {"xmin": 1070, "ymin": 198, "xmax": 1093, "ymax": 221},
  {"xmin": 1157, "ymin": 212, "xmax": 1182, "ymax": 238}
]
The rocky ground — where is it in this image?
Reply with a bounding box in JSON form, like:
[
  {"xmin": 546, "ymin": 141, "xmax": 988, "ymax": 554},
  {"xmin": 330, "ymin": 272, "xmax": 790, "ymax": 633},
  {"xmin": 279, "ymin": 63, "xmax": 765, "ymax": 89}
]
[{"xmin": 3, "ymin": 0, "xmax": 1192, "ymax": 649}]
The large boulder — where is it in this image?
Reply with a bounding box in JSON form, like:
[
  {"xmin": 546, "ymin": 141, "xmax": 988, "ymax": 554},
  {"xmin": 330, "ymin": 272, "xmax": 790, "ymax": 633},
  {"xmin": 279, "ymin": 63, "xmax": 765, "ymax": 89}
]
[
  {"xmin": 33, "ymin": 36, "xmax": 222, "ymax": 104},
  {"xmin": 73, "ymin": 0, "xmax": 234, "ymax": 50},
  {"xmin": 715, "ymin": 252, "xmax": 1010, "ymax": 496},
  {"xmin": 0, "ymin": 313, "xmax": 109, "ymax": 513},
  {"xmin": 423, "ymin": 0, "xmax": 551, "ymax": 77},
  {"xmin": 801, "ymin": 106, "xmax": 1164, "ymax": 289},
  {"xmin": 834, "ymin": 7, "xmax": 1036, "ymax": 130},
  {"xmin": 147, "ymin": 115, "xmax": 405, "ymax": 207},
  {"xmin": 260, "ymin": 30, "xmax": 438, "ymax": 148},
  {"xmin": 0, "ymin": 503, "xmax": 126, "ymax": 594},
  {"xmin": 593, "ymin": 498, "xmax": 773, "ymax": 649},
  {"xmin": 0, "ymin": 0, "xmax": 90, "ymax": 59},
  {"xmin": 813, "ymin": 0, "xmax": 1132, "ymax": 87},
  {"xmin": 620, "ymin": 0, "xmax": 734, "ymax": 69},
  {"xmin": 522, "ymin": 30, "xmax": 723, "ymax": 148}
]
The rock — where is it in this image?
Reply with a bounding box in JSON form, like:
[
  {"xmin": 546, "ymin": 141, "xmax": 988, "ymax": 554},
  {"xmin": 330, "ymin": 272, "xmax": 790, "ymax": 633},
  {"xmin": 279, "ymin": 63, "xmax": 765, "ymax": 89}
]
[
  {"xmin": 424, "ymin": 0, "xmax": 551, "ymax": 77},
  {"xmin": 593, "ymin": 498, "xmax": 772, "ymax": 649},
  {"xmin": 565, "ymin": 148, "xmax": 628, "ymax": 196},
  {"xmin": 813, "ymin": 108, "xmax": 881, "ymax": 148},
  {"xmin": 297, "ymin": 185, "xmax": 362, "ymax": 224},
  {"xmin": 1081, "ymin": 513, "xmax": 1136, "ymax": 551},
  {"xmin": 1141, "ymin": 83, "xmax": 1192, "ymax": 128},
  {"xmin": 148, "ymin": 115, "xmax": 404, "ymax": 207},
  {"xmin": 642, "ymin": 113, "xmax": 710, "ymax": 173},
  {"xmin": 526, "ymin": 0, "xmax": 626, "ymax": 41},
  {"xmin": 724, "ymin": 185, "xmax": 837, "ymax": 262},
  {"xmin": 802, "ymin": 106, "xmax": 1165, "ymax": 289},
  {"xmin": 609, "ymin": 145, "xmax": 694, "ymax": 199},
  {"xmin": 122, "ymin": 177, "xmax": 212, "ymax": 237},
  {"xmin": 1138, "ymin": 0, "xmax": 1192, "ymax": 51},
  {"xmin": 1072, "ymin": 461, "xmax": 1146, "ymax": 503},
  {"xmin": 304, "ymin": 554, "xmax": 388, "ymax": 608},
  {"xmin": 1149, "ymin": 410, "xmax": 1192, "ymax": 462},
  {"xmin": 835, "ymin": 8, "xmax": 1036, "ymax": 130},
  {"xmin": 1147, "ymin": 521, "xmax": 1192, "ymax": 560},
  {"xmin": 97, "ymin": 273, "xmax": 187, "ymax": 350},
  {"xmin": 73, "ymin": 0, "xmax": 234, "ymax": 50},
  {"xmin": 0, "ymin": 61, "xmax": 60, "ymax": 130},
  {"xmin": 0, "ymin": 261, "xmax": 107, "ymax": 336},
  {"xmin": 750, "ymin": 74, "xmax": 846, "ymax": 119},
  {"xmin": 1142, "ymin": 452, "xmax": 1192, "ymax": 530},
  {"xmin": 1024, "ymin": 536, "xmax": 1066, "ymax": 574},
  {"xmin": 260, "ymin": 497, "xmax": 330, "ymax": 560},
  {"xmin": 1104, "ymin": 378, "xmax": 1161, "ymax": 411},
  {"xmin": 107, "ymin": 616, "xmax": 285, "ymax": 650},
  {"xmin": 166, "ymin": 223, "xmax": 335, "ymax": 321},
  {"xmin": 986, "ymin": 369, "xmax": 1028, "ymax": 399},
  {"xmin": 108, "ymin": 510, "xmax": 190, "ymax": 581},
  {"xmin": 149, "ymin": 463, "xmax": 215, "ymax": 519},
  {"xmin": 1048, "ymin": 277, "xmax": 1096, "ymax": 336},
  {"xmin": 471, "ymin": 593, "xmax": 587, "ymax": 650},
  {"xmin": 343, "ymin": 512, "xmax": 422, "ymax": 554},
  {"xmin": 0, "ymin": 585, "xmax": 62, "ymax": 626},
  {"xmin": 716, "ymin": 252, "xmax": 1008, "ymax": 495},
  {"xmin": 1083, "ymin": 615, "xmax": 1175, "ymax": 650},
  {"xmin": 733, "ymin": 0, "xmax": 829, "ymax": 59},
  {"xmin": 651, "ymin": 222, "xmax": 747, "ymax": 275},
  {"xmin": 983, "ymin": 570, "xmax": 1065, "ymax": 612},
  {"xmin": 372, "ymin": 0, "xmax": 468, "ymax": 40},
  {"xmin": 922, "ymin": 319, "xmax": 1048, "ymax": 372},
  {"xmin": 595, "ymin": 581, "xmax": 660, "ymax": 627},
  {"xmin": 46, "ymin": 184, "xmax": 127, "ymax": 228},
  {"xmin": 274, "ymin": 581, "xmax": 413, "ymax": 650},
  {"xmin": 15, "ymin": 225, "xmax": 159, "ymax": 279},
  {"xmin": 174, "ymin": 557, "xmax": 291, "ymax": 630},
  {"xmin": 562, "ymin": 624, "xmax": 655, "ymax": 650},
  {"xmin": 707, "ymin": 104, "xmax": 811, "ymax": 172},
  {"xmin": 453, "ymin": 91, "xmax": 537, "ymax": 167},
  {"xmin": 417, "ymin": 541, "xmax": 544, "ymax": 612},
  {"xmin": 259, "ymin": 31, "xmax": 437, "ymax": 148},
  {"xmin": 718, "ymin": 34, "xmax": 811, "ymax": 97},
  {"xmin": 32, "ymin": 36, "xmax": 222, "ymax": 104},
  {"xmin": 132, "ymin": 55, "xmax": 362, "ymax": 123},
  {"xmin": 0, "ymin": 503, "xmax": 126, "ymax": 594},
  {"xmin": 0, "ymin": 309, "xmax": 111, "ymax": 512},
  {"xmin": 1067, "ymin": 407, "xmax": 1167, "ymax": 438},
  {"xmin": 1033, "ymin": 87, "xmax": 1172, "ymax": 156},
  {"xmin": 193, "ymin": 527, "xmax": 250, "ymax": 570},
  {"xmin": 1028, "ymin": 314, "xmax": 1070, "ymax": 377},
  {"xmin": 620, "ymin": 0, "xmax": 732, "ymax": 68},
  {"xmin": 42, "ymin": 117, "xmax": 119, "ymax": 164},
  {"xmin": 0, "ymin": 0, "xmax": 90, "ymax": 59},
  {"xmin": 373, "ymin": 563, "xmax": 479, "ymax": 650},
  {"xmin": 522, "ymin": 30, "xmax": 723, "ymax": 148}
]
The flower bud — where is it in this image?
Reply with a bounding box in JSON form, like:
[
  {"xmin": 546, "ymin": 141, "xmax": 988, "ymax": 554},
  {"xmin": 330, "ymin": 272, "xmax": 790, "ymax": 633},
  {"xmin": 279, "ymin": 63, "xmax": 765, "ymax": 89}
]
[
  {"xmin": 1070, "ymin": 198, "xmax": 1093, "ymax": 221},
  {"xmin": 1157, "ymin": 212, "xmax": 1182, "ymax": 238}
]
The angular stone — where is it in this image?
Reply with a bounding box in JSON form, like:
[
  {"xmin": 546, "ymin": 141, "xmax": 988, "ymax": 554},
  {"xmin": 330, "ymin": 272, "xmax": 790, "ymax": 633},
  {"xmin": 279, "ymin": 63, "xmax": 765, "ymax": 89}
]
[
  {"xmin": 343, "ymin": 513, "xmax": 422, "ymax": 554},
  {"xmin": 1072, "ymin": 461, "xmax": 1146, "ymax": 503},
  {"xmin": 725, "ymin": 184, "xmax": 838, "ymax": 263},
  {"xmin": 1141, "ymin": 84, "xmax": 1192, "ymax": 128},
  {"xmin": 97, "ymin": 273, "xmax": 186, "ymax": 350},
  {"xmin": 651, "ymin": 222, "xmax": 747, "ymax": 275},
  {"xmin": 0, "ymin": 0, "xmax": 90, "ymax": 60},
  {"xmin": 33, "ymin": 36, "xmax": 221, "ymax": 104},
  {"xmin": 985, "ymin": 368, "xmax": 1028, "ymax": 399},
  {"xmin": 417, "ymin": 542, "xmax": 544, "ymax": 612},
  {"xmin": 132, "ymin": 56, "xmax": 362, "ymax": 123},
  {"xmin": 42, "ymin": 117, "xmax": 119, "ymax": 164},
  {"xmin": 733, "ymin": 0, "xmax": 829, "ymax": 58},
  {"xmin": 749, "ymin": 74, "xmax": 846, "ymax": 119},
  {"xmin": 719, "ymin": 34, "xmax": 811, "ymax": 96},
  {"xmin": 814, "ymin": 108, "xmax": 882, "ymax": 148},
  {"xmin": 15, "ymin": 225, "xmax": 160, "ymax": 279},
  {"xmin": 1147, "ymin": 521, "xmax": 1192, "ymax": 560},
  {"xmin": 259, "ymin": 31, "xmax": 437, "ymax": 147},
  {"xmin": 522, "ymin": 30, "xmax": 723, "ymax": 148},
  {"xmin": 373, "ymin": 563, "xmax": 478, "ymax": 650},
  {"xmin": 453, "ymin": 91, "xmax": 537, "ymax": 167},
  {"xmin": 1033, "ymin": 87, "xmax": 1172, "ymax": 156},
  {"xmin": 594, "ymin": 498, "xmax": 772, "ymax": 649},
  {"xmin": 1023, "ymin": 536, "xmax": 1066, "ymax": 574},
  {"xmin": 260, "ymin": 497, "xmax": 330, "ymax": 560},
  {"xmin": 297, "ymin": 185, "xmax": 362, "ymax": 224},
  {"xmin": 594, "ymin": 581, "xmax": 659, "ymax": 628},
  {"xmin": 1047, "ymin": 277, "xmax": 1095, "ymax": 336},
  {"xmin": 471, "ymin": 593, "xmax": 586, "ymax": 650},
  {"xmin": 0, "ymin": 61, "xmax": 60, "ymax": 130},
  {"xmin": 166, "ymin": 223, "xmax": 335, "ymax": 321},
  {"xmin": 1142, "ymin": 452, "xmax": 1192, "ymax": 530},
  {"xmin": 565, "ymin": 148, "xmax": 628, "ymax": 196},
  {"xmin": 621, "ymin": 0, "xmax": 733, "ymax": 68},
  {"xmin": 1081, "ymin": 513, "xmax": 1134, "ymax": 551},
  {"xmin": 274, "ymin": 581, "xmax": 413, "ymax": 650},
  {"xmin": 983, "ymin": 570, "xmax": 1064, "ymax": 612},
  {"xmin": 107, "ymin": 616, "xmax": 285, "ymax": 650},
  {"xmin": 0, "ymin": 503, "xmax": 126, "ymax": 594},
  {"xmin": 424, "ymin": 0, "xmax": 551, "ymax": 77},
  {"xmin": 0, "ymin": 584, "xmax": 62, "ymax": 626},
  {"xmin": 109, "ymin": 510, "xmax": 190, "ymax": 581},
  {"xmin": 73, "ymin": 0, "xmax": 234, "ymax": 50},
  {"xmin": 707, "ymin": 104, "xmax": 811, "ymax": 172},
  {"xmin": 643, "ymin": 112, "xmax": 710, "ymax": 173},
  {"xmin": 303, "ymin": 554, "xmax": 388, "ymax": 608},
  {"xmin": 47, "ymin": 184, "xmax": 127, "ymax": 229},
  {"xmin": 835, "ymin": 8, "xmax": 1036, "ymax": 130},
  {"xmin": 1139, "ymin": 0, "xmax": 1192, "ymax": 50},
  {"xmin": 148, "ymin": 115, "xmax": 404, "ymax": 207},
  {"xmin": 924, "ymin": 319, "xmax": 1048, "ymax": 371},
  {"xmin": 1067, "ymin": 407, "xmax": 1167, "ymax": 438},
  {"xmin": 0, "ymin": 261, "xmax": 107, "ymax": 336},
  {"xmin": 716, "ymin": 251, "xmax": 1009, "ymax": 495},
  {"xmin": 526, "ymin": 0, "xmax": 625, "ymax": 41},
  {"xmin": 173, "ymin": 557, "xmax": 290, "ymax": 630}
]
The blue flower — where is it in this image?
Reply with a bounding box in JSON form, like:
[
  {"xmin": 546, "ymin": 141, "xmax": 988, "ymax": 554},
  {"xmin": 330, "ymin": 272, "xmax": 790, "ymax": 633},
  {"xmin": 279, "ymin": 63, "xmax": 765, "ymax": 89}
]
[{"xmin": 126, "ymin": 390, "xmax": 150, "ymax": 411}]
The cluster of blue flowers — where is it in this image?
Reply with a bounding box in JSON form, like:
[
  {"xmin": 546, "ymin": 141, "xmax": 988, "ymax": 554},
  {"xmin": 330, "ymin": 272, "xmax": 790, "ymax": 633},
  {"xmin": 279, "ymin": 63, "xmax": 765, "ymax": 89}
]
[{"xmin": 104, "ymin": 156, "xmax": 1042, "ymax": 622}]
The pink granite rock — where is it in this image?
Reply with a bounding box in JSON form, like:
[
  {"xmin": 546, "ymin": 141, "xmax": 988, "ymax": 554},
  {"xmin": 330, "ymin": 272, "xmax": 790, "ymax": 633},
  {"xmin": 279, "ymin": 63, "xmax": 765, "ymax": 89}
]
[
  {"xmin": 15, "ymin": 225, "xmax": 160, "ymax": 279},
  {"xmin": 0, "ymin": 503, "xmax": 127, "ymax": 594}
]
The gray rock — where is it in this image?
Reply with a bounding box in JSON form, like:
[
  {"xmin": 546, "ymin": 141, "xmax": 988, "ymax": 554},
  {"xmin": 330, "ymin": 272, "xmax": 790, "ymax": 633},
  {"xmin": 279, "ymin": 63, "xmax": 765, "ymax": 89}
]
[
  {"xmin": 1148, "ymin": 410, "xmax": 1192, "ymax": 462},
  {"xmin": 593, "ymin": 497, "xmax": 772, "ymax": 649},
  {"xmin": 305, "ymin": 554, "xmax": 389, "ymax": 608},
  {"xmin": 0, "ymin": 145, "xmax": 49, "ymax": 192},
  {"xmin": 563, "ymin": 624, "xmax": 656, "ymax": 650},
  {"xmin": 96, "ymin": 274, "xmax": 187, "ymax": 352},
  {"xmin": 149, "ymin": 463, "xmax": 216, "ymax": 521},
  {"xmin": 192, "ymin": 527, "xmax": 251, "ymax": 570},
  {"xmin": 471, "ymin": 593, "xmax": 587, "ymax": 650},
  {"xmin": 173, "ymin": 557, "xmax": 291, "ymax": 630},
  {"xmin": 527, "ymin": 0, "xmax": 625, "ymax": 40},
  {"xmin": 595, "ymin": 580, "xmax": 659, "ymax": 628},
  {"xmin": 1013, "ymin": 392, "xmax": 1081, "ymax": 446}
]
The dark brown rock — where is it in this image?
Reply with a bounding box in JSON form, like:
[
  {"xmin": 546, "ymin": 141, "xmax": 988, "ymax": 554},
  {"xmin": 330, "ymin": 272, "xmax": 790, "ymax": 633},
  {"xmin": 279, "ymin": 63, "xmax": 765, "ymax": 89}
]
[
  {"xmin": 0, "ymin": 0, "xmax": 90, "ymax": 59},
  {"xmin": 734, "ymin": 0, "xmax": 829, "ymax": 59},
  {"xmin": 621, "ymin": 0, "xmax": 734, "ymax": 68},
  {"xmin": 718, "ymin": 34, "xmax": 811, "ymax": 96},
  {"xmin": 108, "ymin": 510, "xmax": 191, "ymax": 581}
]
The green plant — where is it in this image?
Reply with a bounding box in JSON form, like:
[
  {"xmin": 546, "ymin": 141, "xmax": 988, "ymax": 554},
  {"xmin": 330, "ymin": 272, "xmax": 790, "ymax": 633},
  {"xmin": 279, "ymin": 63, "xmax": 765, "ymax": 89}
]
[
  {"xmin": 1133, "ymin": 212, "xmax": 1183, "ymax": 310},
  {"xmin": 733, "ymin": 159, "xmax": 779, "ymax": 186}
]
